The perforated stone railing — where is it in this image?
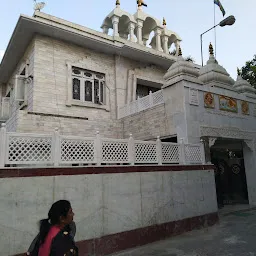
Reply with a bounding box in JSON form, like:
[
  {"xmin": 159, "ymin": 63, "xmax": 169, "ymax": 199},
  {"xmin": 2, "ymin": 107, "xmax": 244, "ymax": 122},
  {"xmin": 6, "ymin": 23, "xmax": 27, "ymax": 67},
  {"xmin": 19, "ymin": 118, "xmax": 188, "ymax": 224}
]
[
  {"xmin": 0, "ymin": 124, "xmax": 205, "ymax": 168},
  {"xmin": 117, "ymin": 90, "xmax": 164, "ymax": 119}
]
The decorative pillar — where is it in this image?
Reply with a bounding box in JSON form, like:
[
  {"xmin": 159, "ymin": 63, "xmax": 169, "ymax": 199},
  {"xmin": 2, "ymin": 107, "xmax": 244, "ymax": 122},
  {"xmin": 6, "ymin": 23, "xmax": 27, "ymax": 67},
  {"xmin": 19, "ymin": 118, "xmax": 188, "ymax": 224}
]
[
  {"xmin": 174, "ymin": 40, "xmax": 181, "ymax": 56},
  {"xmin": 112, "ymin": 16, "xmax": 119, "ymax": 37},
  {"xmin": 162, "ymin": 35, "xmax": 169, "ymax": 54},
  {"xmin": 154, "ymin": 27, "xmax": 162, "ymax": 51},
  {"xmin": 136, "ymin": 19, "xmax": 143, "ymax": 45},
  {"xmin": 102, "ymin": 25, "xmax": 109, "ymax": 35},
  {"xmin": 128, "ymin": 22, "xmax": 136, "ymax": 42}
]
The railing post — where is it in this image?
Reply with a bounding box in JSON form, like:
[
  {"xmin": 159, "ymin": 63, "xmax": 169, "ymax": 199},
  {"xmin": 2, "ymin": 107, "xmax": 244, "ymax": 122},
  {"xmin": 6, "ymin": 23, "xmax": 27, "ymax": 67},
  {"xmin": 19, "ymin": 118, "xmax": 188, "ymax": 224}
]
[
  {"xmin": 149, "ymin": 91, "xmax": 153, "ymax": 107},
  {"xmin": 156, "ymin": 136, "xmax": 162, "ymax": 165},
  {"xmin": 128, "ymin": 134, "xmax": 135, "ymax": 165},
  {"xmin": 95, "ymin": 131, "xmax": 102, "ymax": 166},
  {"xmin": 137, "ymin": 96, "xmax": 141, "ymax": 112},
  {"xmin": 53, "ymin": 128, "xmax": 60, "ymax": 167},
  {"xmin": 179, "ymin": 138, "xmax": 186, "ymax": 165},
  {"xmin": 200, "ymin": 139, "xmax": 206, "ymax": 164},
  {"xmin": 0, "ymin": 123, "xmax": 7, "ymax": 168}
]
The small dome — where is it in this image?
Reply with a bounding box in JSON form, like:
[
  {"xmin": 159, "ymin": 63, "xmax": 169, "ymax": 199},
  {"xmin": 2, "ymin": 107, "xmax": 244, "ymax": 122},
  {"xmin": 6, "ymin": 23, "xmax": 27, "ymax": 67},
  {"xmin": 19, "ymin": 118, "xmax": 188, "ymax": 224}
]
[
  {"xmin": 198, "ymin": 43, "xmax": 234, "ymax": 86},
  {"xmin": 234, "ymin": 74, "xmax": 256, "ymax": 94},
  {"xmin": 164, "ymin": 48, "xmax": 199, "ymax": 81}
]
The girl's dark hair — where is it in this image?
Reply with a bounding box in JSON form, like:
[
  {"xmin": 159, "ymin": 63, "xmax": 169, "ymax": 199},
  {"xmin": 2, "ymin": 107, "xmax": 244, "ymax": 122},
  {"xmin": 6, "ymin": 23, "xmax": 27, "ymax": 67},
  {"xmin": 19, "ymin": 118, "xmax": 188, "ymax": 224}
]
[{"xmin": 39, "ymin": 200, "xmax": 71, "ymax": 244}]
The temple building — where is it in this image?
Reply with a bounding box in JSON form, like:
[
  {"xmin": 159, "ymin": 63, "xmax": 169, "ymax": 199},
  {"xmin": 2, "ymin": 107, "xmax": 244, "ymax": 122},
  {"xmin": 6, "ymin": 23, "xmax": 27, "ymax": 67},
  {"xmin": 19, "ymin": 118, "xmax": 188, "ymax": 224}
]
[{"xmin": 0, "ymin": 0, "xmax": 256, "ymax": 219}]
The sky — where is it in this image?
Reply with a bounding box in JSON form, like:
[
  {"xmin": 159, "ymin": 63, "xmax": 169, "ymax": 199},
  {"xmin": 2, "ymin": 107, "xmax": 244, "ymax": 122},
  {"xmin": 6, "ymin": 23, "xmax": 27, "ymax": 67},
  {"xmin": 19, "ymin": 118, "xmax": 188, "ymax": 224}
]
[{"xmin": 0, "ymin": 0, "xmax": 255, "ymax": 78}]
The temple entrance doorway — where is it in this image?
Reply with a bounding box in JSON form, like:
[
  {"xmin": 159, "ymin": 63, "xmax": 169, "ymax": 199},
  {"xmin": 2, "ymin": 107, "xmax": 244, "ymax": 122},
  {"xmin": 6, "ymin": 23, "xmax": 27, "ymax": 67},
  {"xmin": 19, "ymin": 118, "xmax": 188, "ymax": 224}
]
[{"xmin": 210, "ymin": 139, "xmax": 249, "ymax": 207}]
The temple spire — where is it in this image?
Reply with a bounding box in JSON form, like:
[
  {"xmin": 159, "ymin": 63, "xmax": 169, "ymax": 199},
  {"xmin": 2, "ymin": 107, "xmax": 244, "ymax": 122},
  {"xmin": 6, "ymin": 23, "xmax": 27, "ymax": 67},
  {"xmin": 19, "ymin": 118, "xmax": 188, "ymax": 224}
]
[
  {"xmin": 209, "ymin": 42, "xmax": 214, "ymax": 56},
  {"xmin": 163, "ymin": 17, "xmax": 167, "ymax": 26},
  {"xmin": 237, "ymin": 67, "xmax": 241, "ymax": 76},
  {"xmin": 137, "ymin": 0, "xmax": 147, "ymax": 7},
  {"xmin": 178, "ymin": 46, "xmax": 182, "ymax": 56},
  {"xmin": 116, "ymin": 0, "xmax": 120, "ymax": 6}
]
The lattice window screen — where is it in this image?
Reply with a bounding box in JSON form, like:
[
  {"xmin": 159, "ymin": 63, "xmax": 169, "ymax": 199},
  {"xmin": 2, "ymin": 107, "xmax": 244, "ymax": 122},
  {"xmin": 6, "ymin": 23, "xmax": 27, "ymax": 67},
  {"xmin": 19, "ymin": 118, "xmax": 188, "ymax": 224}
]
[
  {"xmin": 60, "ymin": 138, "xmax": 95, "ymax": 164},
  {"xmin": 7, "ymin": 135, "xmax": 52, "ymax": 164},
  {"xmin": 135, "ymin": 142, "xmax": 157, "ymax": 163},
  {"xmin": 162, "ymin": 143, "xmax": 180, "ymax": 163}
]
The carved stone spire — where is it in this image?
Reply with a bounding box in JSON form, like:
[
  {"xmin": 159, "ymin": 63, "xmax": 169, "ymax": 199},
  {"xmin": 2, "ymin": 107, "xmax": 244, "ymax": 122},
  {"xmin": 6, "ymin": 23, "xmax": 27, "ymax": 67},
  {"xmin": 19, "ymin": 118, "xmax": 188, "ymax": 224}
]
[
  {"xmin": 116, "ymin": 0, "xmax": 120, "ymax": 6},
  {"xmin": 163, "ymin": 17, "xmax": 167, "ymax": 26},
  {"xmin": 137, "ymin": 0, "xmax": 147, "ymax": 7},
  {"xmin": 209, "ymin": 42, "xmax": 214, "ymax": 56},
  {"xmin": 178, "ymin": 46, "xmax": 182, "ymax": 56}
]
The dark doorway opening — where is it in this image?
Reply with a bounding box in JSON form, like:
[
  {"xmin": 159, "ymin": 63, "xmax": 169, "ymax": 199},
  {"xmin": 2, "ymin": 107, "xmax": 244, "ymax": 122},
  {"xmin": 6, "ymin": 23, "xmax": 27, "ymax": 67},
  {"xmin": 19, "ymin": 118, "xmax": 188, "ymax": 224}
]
[{"xmin": 210, "ymin": 139, "xmax": 249, "ymax": 207}]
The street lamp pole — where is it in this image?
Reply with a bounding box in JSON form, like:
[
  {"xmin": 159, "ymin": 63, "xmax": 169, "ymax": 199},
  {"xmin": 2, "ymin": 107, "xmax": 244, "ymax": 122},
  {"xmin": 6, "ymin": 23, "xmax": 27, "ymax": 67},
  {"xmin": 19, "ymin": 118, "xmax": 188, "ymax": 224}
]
[{"xmin": 200, "ymin": 15, "xmax": 236, "ymax": 66}]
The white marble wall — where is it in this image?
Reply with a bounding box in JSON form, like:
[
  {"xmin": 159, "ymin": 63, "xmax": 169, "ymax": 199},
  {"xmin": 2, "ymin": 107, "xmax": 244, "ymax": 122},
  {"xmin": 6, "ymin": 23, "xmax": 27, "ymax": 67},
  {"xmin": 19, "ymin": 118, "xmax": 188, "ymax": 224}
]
[
  {"xmin": 162, "ymin": 79, "xmax": 256, "ymax": 206},
  {"xmin": 183, "ymin": 83, "xmax": 256, "ymax": 144},
  {"xmin": 4, "ymin": 35, "xmax": 167, "ymax": 138},
  {"xmin": 0, "ymin": 169, "xmax": 217, "ymax": 255}
]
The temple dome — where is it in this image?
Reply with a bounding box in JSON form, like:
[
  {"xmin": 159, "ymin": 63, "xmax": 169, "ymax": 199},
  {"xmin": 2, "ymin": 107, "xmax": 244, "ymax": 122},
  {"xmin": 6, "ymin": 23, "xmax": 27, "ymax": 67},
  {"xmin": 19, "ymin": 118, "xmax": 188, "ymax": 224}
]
[
  {"xmin": 164, "ymin": 47, "xmax": 199, "ymax": 82},
  {"xmin": 198, "ymin": 43, "xmax": 234, "ymax": 87},
  {"xmin": 234, "ymin": 70, "xmax": 256, "ymax": 94}
]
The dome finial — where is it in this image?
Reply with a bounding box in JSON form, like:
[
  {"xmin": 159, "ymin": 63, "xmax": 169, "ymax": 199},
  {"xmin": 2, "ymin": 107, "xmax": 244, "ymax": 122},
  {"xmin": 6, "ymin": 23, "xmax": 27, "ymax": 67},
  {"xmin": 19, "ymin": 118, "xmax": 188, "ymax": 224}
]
[
  {"xmin": 116, "ymin": 0, "xmax": 120, "ymax": 6},
  {"xmin": 178, "ymin": 46, "xmax": 182, "ymax": 56},
  {"xmin": 209, "ymin": 42, "xmax": 214, "ymax": 56},
  {"xmin": 237, "ymin": 67, "xmax": 241, "ymax": 76},
  {"xmin": 163, "ymin": 17, "xmax": 167, "ymax": 26}
]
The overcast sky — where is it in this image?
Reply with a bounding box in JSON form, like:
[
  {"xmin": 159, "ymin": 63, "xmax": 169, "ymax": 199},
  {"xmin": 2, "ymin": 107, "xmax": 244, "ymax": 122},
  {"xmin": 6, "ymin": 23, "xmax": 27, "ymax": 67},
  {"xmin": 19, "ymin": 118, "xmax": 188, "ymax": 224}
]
[{"xmin": 0, "ymin": 0, "xmax": 255, "ymax": 78}]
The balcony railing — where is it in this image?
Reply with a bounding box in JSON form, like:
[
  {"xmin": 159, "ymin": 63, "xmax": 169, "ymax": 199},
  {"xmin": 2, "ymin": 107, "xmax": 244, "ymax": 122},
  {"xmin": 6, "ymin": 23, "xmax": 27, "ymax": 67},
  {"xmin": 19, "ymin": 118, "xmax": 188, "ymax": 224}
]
[
  {"xmin": 117, "ymin": 90, "xmax": 164, "ymax": 119},
  {"xmin": 0, "ymin": 125, "xmax": 205, "ymax": 168}
]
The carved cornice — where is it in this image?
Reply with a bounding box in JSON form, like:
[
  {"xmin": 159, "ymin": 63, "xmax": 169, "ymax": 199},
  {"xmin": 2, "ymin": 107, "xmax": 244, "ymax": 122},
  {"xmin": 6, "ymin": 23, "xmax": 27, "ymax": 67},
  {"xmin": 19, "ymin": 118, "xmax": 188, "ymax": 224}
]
[{"xmin": 200, "ymin": 126, "xmax": 255, "ymax": 141}]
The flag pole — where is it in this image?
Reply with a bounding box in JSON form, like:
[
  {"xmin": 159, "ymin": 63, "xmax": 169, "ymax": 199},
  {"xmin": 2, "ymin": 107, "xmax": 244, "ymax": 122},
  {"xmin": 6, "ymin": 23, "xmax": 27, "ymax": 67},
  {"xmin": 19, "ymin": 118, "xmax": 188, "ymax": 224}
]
[{"xmin": 214, "ymin": 1, "xmax": 217, "ymax": 59}]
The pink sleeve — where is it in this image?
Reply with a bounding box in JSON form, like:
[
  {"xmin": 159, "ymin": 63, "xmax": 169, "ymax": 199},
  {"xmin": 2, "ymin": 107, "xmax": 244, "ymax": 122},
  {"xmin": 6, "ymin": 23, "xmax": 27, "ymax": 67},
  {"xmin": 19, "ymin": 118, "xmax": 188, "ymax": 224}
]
[{"xmin": 38, "ymin": 226, "xmax": 60, "ymax": 256}]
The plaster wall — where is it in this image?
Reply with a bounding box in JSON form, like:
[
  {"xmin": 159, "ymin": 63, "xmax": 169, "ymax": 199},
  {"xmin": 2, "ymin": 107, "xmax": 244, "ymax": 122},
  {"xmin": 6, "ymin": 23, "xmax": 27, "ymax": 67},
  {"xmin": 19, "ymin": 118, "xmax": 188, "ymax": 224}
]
[{"xmin": 0, "ymin": 168, "xmax": 217, "ymax": 255}]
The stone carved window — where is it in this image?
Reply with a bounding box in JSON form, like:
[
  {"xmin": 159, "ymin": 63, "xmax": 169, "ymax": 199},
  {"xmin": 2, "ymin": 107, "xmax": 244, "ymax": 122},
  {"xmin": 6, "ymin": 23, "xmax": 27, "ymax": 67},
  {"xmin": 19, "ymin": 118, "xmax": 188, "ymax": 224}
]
[{"xmin": 72, "ymin": 67, "xmax": 105, "ymax": 105}]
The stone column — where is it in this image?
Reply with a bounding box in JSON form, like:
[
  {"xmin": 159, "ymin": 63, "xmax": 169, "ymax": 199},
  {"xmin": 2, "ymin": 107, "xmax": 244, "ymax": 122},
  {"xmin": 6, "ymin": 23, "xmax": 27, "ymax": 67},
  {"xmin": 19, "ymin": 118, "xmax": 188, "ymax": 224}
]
[
  {"xmin": 162, "ymin": 35, "xmax": 169, "ymax": 54},
  {"xmin": 128, "ymin": 22, "xmax": 136, "ymax": 42},
  {"xmin": 243, "ymin": 141, "xmax": 256, "ymax": 206},
  {"xmin": 202, "ymin": 137, "xmax": 216, "ymax": 164},
  {"xmin": 112, "ymin": 16, "xmax": 119, "ymax": 37},
  {"xmin": 102, "ymin": 25, "xmax": 109, "ymax": 35},
  {"xmin": 136, "ymin": 19, "xmax": 143, "ymax": 45},
  {"xmin": 175, "ymin": 40, "xmax": 181, "ymax": 56},
  {"xmin": 154, "ymin": 27, "xmax": 162, "ymax": 51}
]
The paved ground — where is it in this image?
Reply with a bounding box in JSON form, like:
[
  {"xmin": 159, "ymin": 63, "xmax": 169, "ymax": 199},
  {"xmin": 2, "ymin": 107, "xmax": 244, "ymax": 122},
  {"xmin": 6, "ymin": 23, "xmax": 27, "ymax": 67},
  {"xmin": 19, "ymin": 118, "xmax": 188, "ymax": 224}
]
[{"xmin": 111, "ymin": 209, "xmax": 256, "ymax": 256}]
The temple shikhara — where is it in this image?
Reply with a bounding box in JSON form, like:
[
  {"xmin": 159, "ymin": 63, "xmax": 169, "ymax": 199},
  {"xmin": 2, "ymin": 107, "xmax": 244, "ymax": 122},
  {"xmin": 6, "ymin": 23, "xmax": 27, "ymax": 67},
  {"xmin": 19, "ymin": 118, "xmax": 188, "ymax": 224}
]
[{"xmin": 0, "ymin": 1, "xmax": 256, "ymax": 255}]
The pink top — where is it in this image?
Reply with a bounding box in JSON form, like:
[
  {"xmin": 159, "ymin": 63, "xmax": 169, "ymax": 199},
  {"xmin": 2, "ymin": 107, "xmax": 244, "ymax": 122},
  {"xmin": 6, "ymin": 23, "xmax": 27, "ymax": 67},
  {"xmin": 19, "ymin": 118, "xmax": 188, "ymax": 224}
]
[{"xmin": 38, "ymin": 226, "xmax": 60, "ymax": 256}]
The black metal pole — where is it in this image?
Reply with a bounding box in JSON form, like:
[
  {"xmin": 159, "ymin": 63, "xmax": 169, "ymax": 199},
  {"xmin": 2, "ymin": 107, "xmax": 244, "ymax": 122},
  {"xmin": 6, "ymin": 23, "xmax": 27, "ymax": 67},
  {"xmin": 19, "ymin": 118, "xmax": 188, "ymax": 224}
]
[
  {"xmin": 200, "ymin": 23, "xmax": 219, "ymax": 67},
  {"xmin": 200, "ymin": 34, "xmax": 203, "ymax": 66}
]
